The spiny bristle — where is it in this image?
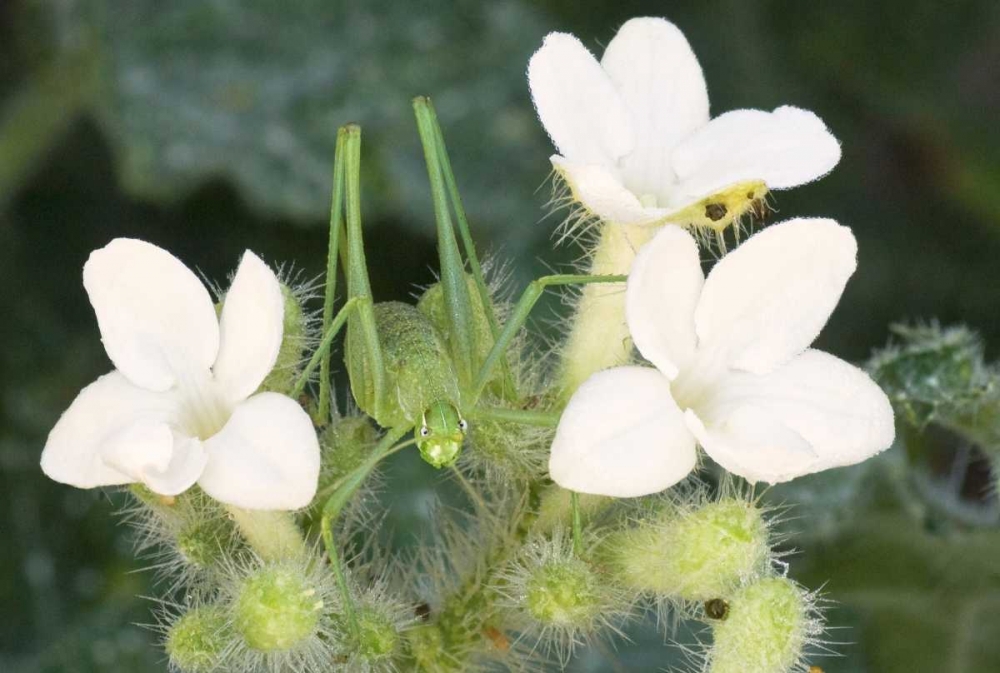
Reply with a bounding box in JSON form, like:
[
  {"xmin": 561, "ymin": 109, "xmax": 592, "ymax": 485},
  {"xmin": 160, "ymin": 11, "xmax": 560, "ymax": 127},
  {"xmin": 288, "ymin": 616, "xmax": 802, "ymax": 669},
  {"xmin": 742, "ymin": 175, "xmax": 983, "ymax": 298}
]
[
  {"xmin": 542, "ymin": 169, "xmax": 604, "ymax": 249},
  {"xmin": 491, "ymin": 528, "xmax": 633, "ymax": 667}
]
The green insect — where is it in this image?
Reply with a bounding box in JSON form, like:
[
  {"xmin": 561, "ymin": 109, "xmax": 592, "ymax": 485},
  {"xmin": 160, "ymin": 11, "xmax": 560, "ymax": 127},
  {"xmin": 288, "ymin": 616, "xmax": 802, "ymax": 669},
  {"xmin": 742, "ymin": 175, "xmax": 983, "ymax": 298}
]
[
  {"xmin": 314, "ymin": 99, "xmax": 599, "ymax": 475},
  {"xmin": 298, "ymin": 99, "xmax": 624, "ymax": 478},
  {"xmin": 345, "ymin": 300, "xmax": 467, "ymax": 468},
  {"xmin": 303, "ymin": 97, "xmax": 626, "ymax": 632}
]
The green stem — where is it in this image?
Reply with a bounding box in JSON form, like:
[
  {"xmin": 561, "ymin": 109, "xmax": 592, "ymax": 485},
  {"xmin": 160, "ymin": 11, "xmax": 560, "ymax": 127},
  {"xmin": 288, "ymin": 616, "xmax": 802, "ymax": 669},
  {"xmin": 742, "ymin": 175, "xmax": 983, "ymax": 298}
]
[
  {"xmin": 226, "ymin": 508, "xmax": 306, "ymax": 562},
  {"xmin": 291, "ymin": 296, "xmax": 360, "ymax": 401},
  {"xmin": 321, "ymin": 426, "xmax": 410, "ymax": 638},
  {"xmin": 470, "ymin": 274, "xmax": 627, "ymax": 405},
  {"xmin": 318, "ymin": 129, "xmax": 348, "ymax": 422},
  {"xmin": 450, "ymin": 467, "xmax": 488, "ymax": 514},
  {"xmin": 468, "ymin": 405, "xmax": 560, "ymax": 427},
  {"xmin": 557, "ymin": 223, "xmax": 656, "ymax": 398}
]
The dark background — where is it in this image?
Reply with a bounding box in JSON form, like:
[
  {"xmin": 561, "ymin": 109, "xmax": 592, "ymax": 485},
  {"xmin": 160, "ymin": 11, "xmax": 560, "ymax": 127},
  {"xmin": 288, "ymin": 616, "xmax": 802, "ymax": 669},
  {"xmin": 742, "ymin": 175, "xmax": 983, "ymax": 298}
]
[{"xmin": 2, "ymin": 1, "xmax": 999, "ymax": 670}]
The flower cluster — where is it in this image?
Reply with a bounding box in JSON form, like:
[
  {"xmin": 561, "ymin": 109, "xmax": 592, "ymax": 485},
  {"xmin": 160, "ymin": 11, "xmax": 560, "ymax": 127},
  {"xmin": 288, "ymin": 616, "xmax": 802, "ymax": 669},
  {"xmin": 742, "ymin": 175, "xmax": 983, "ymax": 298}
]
[
  {"xmin": 35, "ymin": 13, "xmax": 899, "ymax": 673},
  {"xmin": 539, "ymin": 19, "xmax": 895, "ymax": 497}
]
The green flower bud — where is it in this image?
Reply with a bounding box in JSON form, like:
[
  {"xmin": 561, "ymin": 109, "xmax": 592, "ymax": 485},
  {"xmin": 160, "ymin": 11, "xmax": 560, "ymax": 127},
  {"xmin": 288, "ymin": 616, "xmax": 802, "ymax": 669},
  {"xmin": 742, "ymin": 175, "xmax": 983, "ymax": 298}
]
[
  {"xmin": 463, "ymin": 415, "xmax": 549, "ymax": 482},
  {"xmin": 319, "ymin": 415, "xmax": 379, "ymax": 488},
  {"xmin": 260, "ymin": 283, "xmax": 310, "ymax": 394},
  {"xmin": 533, "ymin": 486, "xmax": 609, "ymax": 534},
  {"xmin": 868, "ymin": 323, "xmax": 988, "ymax": 430},
  {"xmin": 524, "ymin": 557, "xmax": 602, "ymax": 626},
  {"xmin": 175, "ymin": 517, "xmax": 232, "ymax": 569},
  {"xmin": 235, "ymin": 563, "xmax": 323, "ymax": 651},
  {"xmin": 166, "ymin": 606, "xmax": 231, "ymax": 673},
  {"xmin": 708, "ymin": 577, "xmax": 816, "ymax": 673},
  {"xmin": 407, "ymin": 623, "xmax": 448, "ymax": 670},
  {"xmin": 605, "ymin": 499, "xmax": 769, "ymax": 601},
  {"xmin": 496, "ymin": 533, "xmax": 624, "ymax": 663},
  {"xmin": 353, "ymin": 606, "xmax": 399, "ymax": 661}
]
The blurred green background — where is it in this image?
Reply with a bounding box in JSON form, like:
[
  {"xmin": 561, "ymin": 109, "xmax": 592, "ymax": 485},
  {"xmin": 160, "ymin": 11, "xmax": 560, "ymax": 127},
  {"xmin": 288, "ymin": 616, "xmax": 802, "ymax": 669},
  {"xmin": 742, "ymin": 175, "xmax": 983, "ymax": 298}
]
[{"xmin": 2, "ymin": 0, "xmax": 999, "ymax": 671}]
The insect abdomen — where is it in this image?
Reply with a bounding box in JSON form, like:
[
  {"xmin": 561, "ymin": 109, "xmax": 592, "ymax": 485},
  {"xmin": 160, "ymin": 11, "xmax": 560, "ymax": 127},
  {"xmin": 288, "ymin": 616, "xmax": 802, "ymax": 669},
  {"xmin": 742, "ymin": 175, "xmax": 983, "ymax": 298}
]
[{"xmin": 346, "ymin": 301, "xmax": 460, "ymax": 429}]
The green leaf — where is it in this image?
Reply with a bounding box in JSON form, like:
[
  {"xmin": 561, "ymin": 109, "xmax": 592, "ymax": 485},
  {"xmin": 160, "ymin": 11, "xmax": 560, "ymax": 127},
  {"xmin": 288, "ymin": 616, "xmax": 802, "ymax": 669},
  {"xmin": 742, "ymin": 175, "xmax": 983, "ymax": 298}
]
[{"xmin": 97, "ymin": 0, "xmax": 550, "ymax": 234}]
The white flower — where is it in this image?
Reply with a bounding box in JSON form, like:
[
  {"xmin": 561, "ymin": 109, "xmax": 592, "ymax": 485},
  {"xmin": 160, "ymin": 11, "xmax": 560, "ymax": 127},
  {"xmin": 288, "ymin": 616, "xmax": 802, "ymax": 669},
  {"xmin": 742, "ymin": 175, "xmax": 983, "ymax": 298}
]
[
  {"xmin": 40, "ymin": 239, "xmax": 320, "ymax": 510},
  {"xmin": 528, "ymin": 17, "xmax": 841, "ymax": 227},
  {"xmin": 549, "ymin": 219, "xmax": 895, "ymax": 497}
]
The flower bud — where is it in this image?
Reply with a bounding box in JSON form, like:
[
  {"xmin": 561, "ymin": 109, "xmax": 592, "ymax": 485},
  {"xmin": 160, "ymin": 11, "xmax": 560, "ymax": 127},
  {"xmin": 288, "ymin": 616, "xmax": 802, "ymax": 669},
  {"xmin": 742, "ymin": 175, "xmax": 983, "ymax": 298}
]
[
  {"xmin": 708, "ymin": 577, "xmax": 817, "ymax": 673},
  {"xmin": 319, "ymin": 415, "xmax": 380, "ymax": 488},
  {"xmin": 463, "ymin": 416, "xmax": 550, "ymax": 483},
  {"xmin": 352, "ymin": 606, "xmax": 400, "ymax": 662},
  {"xmin": 604, "ymin": 499, "xmax": 769, "ymax": 601},
  {"xmin": 336, "ymin": 583, "xmax": 412, "ymax": 669},
  {"xmin": 495, "ymin": 533, "xmax": 625, "ymax": 663},
  {"xmin": 407, "ymin": 623, "xmax": 448, "ymax": 669},
  {"xmin": 165, "ymin": 606, "xmax": 231, "ymax": 673},
  {"xmin": 868, "ymin": 323, "xmax": 986, "ymax": 429},
  {"xmin": 260, "ymin": 283, "xmax": 310, "ymax": 394},
  {"xmin": 524, "ymin": 557, "xmax": 601, "ymax": 626},
  {"xmin": 175, "ymin": 517, "xmax": 233, "ymax": 569},
  {"xmin": 235, "ymin": 562, "xmax": 323, "ymax": 651}
]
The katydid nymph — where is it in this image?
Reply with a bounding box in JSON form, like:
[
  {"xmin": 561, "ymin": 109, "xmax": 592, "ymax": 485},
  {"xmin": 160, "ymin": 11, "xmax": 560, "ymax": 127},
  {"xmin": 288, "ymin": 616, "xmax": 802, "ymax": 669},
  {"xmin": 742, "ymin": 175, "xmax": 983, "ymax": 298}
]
[
  {"xmin": 303, "ymin": 99, "xmax": 625, "ymax": 631},
  {"xmin": 345, "ymin": 300, "xmax": 467, "ymax": 468}
]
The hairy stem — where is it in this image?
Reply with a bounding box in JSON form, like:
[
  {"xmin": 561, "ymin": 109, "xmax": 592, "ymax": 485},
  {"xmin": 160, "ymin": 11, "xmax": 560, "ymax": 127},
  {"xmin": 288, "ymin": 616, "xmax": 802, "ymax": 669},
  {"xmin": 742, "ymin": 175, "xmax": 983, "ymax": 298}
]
[
  {"xmin": 226, "ymin": 508, "xmax": 307, "ymax": 562},
  {"xmin": 557, "ymin": 223, "xmax": 656, "ymax": 398}
]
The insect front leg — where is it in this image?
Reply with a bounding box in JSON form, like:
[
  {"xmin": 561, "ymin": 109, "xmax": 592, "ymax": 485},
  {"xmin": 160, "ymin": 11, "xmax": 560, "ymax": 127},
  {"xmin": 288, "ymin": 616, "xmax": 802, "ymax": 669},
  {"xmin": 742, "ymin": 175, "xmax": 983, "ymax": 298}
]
[{"xmin": 469, "ymin": 273, "xmax": 627, "ymax": 407}]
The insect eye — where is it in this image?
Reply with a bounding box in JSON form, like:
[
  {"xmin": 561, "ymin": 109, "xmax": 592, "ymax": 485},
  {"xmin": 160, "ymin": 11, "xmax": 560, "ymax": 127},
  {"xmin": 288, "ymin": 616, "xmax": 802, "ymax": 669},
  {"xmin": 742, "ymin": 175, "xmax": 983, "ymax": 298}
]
[
  {"xmin": 419, "ymin": 426, "xmax": 430, "ymax": 438},
  {"xmin": 458, "ymin": 419, "xmax": 468, "ymax": 432}
]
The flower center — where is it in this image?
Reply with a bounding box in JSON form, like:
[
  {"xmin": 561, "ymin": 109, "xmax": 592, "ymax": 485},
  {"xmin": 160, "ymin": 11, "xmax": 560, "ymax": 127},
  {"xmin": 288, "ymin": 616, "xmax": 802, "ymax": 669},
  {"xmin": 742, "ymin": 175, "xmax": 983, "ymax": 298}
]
[
  {"xmin": 171, "ymin": 359, "xmax": 232, "ymax": 440},
  {"xmin": 669, "ymin": 345, "xmax": 729, "ymax": 420}
]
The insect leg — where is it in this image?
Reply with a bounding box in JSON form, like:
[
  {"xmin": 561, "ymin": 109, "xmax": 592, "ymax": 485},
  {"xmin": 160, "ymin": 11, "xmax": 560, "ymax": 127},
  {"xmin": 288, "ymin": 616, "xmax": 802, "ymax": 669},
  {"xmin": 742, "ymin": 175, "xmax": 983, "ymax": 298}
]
[
  {"xmin": 320, "ymin": 426, "xmax": 410, "ymax": 639},
  {"xmin": 413, "ymin": 97, "xmax": 477, "ymax": 389},
  {"xmin": 341, "ymin": 125, "xmax": 387, "ymax": 421},
  {"xmin": 415, "ymin": 97, "xmax": 518, "ymax": 396},
  {"xmin": 469, "ymin": 273, "xmax": 627, "ymax": 405},
  {"xmin": 317, "ymin": 128, "xmax": 348, "ymax": 421}
]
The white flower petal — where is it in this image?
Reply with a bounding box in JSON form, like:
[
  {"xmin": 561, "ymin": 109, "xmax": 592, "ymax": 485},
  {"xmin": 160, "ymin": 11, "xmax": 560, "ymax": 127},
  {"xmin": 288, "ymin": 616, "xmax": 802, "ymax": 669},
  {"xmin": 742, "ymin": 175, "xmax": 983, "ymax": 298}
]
[
  {"xmin": 600, "ymin": 17, "xmax": 709, "ymax": 199},
  {"xmin": 528, "ymin": 32, "xmax": 634, "ymax": 167},
  {"xmin": 552, "ymin": 156, "xmax": 670, "ymax": 226},
  {"xmin": 41, "ymin": 371, "xmax": 182, "ymax": 488},
  {"xmin": 626, "ymin": 225, "xmax": 704, "ymax": 379},
  {"xmin": 670, "ymin": 106, "xmax": 841, "ymax": 204},
  {"xmin": 695, "ymin": 218, "xmax": 857, "ymax": 374},
  {"xmin": 213, "ymin": 251, "xmax": 285, "ymax": 402},
  {"xmin": 102, "ymin": 423, "xmax": 207, "ymax": 496},
  {"xmin": 199, "ymin": 392, "xmax": 320, "ymax": 510},
  {"xmin": 142, "ymin": 434, "xmax": 209, "ymax": 495},
  {"xmin": 549, "ymin": 367, "xmax": 697, "ymax": 497},
  {"xmin": 684, "ymin": 406, "xmax": 817, "ymax": 484},
  {"xmin": 83, "ymin": 239, "xmax": 220, "ymax": 392},
  {"xmin": 695, "ymin": 349, "xmax": 894, "ymax": 483}
]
